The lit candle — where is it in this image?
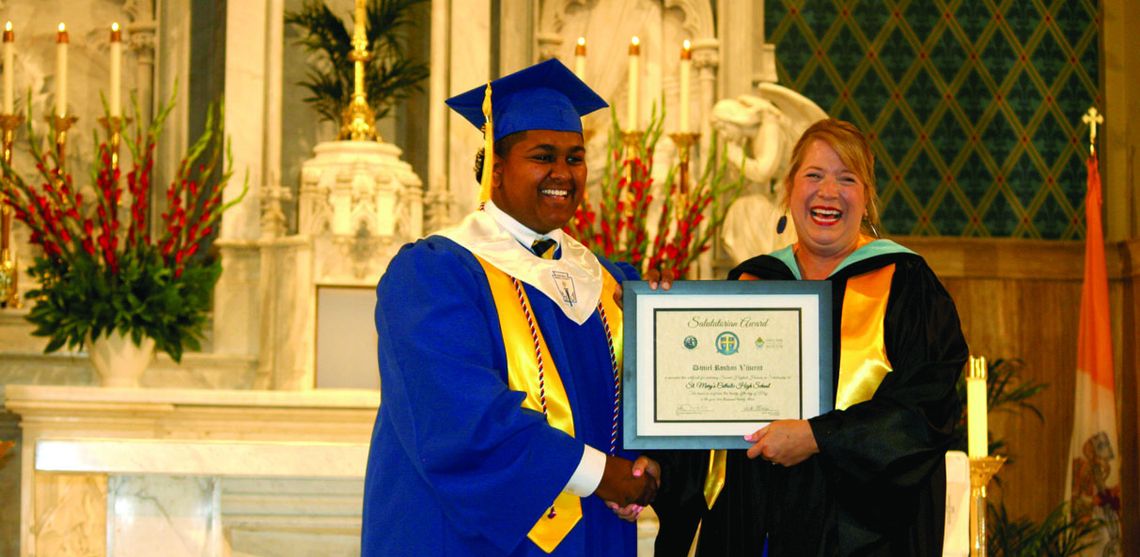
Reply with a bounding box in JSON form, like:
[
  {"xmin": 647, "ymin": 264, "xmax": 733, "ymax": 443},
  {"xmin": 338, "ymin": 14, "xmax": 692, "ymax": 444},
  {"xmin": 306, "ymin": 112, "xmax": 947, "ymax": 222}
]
[
  {"xmin": 574, "ymin": 37, "xmax": 586, "ymax": 81},
  {"xmin": 627, "ymin": 36, "xmax": 639, "ymax": 131},
  {"xmin": 110, "ymin": 23, "xmax": 121, "ymax": 117},
  {"xmin": 55, "ymin": 23, "xmax": 67, "ymax": 117},
  {"xmin": 3, "ymin": 22, "xmax": 13, "ymax": 115},
  {"xmin": 679, "ymin": 39, "xmax": 692, "ymax": 133},
  {"xmin": 966, "ymin": 355, "xmax": 988, "ymax": 458}
]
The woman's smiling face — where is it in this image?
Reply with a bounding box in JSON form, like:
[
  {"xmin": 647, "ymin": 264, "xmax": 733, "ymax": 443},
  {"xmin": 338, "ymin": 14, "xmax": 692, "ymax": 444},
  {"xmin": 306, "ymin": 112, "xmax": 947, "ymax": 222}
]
[{"xmin": 788, "ymin": 139, "xmax": 867, "ymax": 261}]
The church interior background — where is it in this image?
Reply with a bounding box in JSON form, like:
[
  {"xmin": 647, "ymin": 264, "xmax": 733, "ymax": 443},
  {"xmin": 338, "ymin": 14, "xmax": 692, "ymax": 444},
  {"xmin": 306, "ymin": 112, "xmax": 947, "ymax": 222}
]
[{"xmin": 0, "ymin": 0, "xmax": 1137, "ymax": 555}]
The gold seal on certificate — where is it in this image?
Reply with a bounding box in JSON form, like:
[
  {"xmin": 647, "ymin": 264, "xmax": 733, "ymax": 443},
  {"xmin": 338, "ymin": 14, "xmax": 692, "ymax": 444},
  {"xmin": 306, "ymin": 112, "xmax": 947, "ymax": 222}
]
[{"xmin": 623, "ymin": 281, "xmax": 833, "ymax": 449}]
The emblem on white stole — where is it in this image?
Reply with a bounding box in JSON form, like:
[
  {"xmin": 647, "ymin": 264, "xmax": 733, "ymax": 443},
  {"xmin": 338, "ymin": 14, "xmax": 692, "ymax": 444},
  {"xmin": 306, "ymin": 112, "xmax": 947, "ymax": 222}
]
[{"xmin": 551, "ymin": 270, "xmax": 577, "ymax": 307}]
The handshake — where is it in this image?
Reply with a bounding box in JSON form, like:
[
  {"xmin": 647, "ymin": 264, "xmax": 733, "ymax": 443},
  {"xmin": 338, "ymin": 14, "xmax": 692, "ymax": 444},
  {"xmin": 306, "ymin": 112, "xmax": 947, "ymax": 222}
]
[{"xmin": 595, "ymin": 455, "xmax": 660, "ymax": 522}]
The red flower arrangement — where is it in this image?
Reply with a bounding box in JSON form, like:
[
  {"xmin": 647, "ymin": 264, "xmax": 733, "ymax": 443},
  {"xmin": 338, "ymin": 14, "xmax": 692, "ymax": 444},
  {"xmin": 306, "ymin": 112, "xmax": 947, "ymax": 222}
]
[
  {"xmin": 2, "ymin": 96, "xmax": 245, "ymax": 362},
  {"xmin": 566, "ymin": 108, "xmax": 742, "ymax": 277}
]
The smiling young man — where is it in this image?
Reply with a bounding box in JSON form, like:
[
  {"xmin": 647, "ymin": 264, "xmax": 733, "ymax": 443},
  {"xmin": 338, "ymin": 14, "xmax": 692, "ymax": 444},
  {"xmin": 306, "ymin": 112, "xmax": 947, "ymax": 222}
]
[{"xmin": 361, "ymin": 59, "xmax": 658, "ymax": 556}]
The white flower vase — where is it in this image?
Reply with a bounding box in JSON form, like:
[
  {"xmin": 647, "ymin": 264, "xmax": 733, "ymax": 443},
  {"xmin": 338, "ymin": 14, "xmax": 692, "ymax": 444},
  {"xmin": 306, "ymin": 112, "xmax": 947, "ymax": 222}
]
[{"xmin": 88, "ymin": 330, "xmax": 156, "ymax": 388}]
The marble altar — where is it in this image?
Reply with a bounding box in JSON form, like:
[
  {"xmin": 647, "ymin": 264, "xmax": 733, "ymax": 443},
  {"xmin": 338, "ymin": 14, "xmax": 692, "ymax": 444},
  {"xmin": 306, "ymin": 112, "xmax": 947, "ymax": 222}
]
[{"xmin": 3, "ymin": 385, "xmax": 379, "ymax": 557}]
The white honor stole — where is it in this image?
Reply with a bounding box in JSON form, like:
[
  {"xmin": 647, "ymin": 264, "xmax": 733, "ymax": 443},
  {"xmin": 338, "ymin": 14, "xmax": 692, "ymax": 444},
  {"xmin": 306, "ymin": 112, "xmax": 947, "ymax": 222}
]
[{"xmin": 437, "ymin": 209, "xmax": 603, "ymax": 324}]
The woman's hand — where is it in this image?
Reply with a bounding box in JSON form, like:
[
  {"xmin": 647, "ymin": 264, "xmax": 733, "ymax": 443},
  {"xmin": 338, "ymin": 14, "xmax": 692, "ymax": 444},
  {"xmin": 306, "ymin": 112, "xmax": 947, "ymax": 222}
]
[{"xmin": 745, "ymin": 419, "xmax": 819, "ymax": 466}]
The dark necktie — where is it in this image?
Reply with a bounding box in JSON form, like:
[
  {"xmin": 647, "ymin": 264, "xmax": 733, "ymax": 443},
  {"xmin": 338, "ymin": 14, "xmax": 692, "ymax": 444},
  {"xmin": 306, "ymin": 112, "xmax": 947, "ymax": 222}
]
[{"xmin": 531, "ymin": 238, "xmax": 557, "ymax": 259}]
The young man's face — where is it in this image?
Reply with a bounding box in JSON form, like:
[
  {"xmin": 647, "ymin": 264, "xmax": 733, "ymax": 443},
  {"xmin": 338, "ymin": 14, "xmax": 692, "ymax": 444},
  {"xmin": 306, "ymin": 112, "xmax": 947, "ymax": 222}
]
[{"xmin": 491, "ymin": 130, "xmax": 586, "ymax": 233}]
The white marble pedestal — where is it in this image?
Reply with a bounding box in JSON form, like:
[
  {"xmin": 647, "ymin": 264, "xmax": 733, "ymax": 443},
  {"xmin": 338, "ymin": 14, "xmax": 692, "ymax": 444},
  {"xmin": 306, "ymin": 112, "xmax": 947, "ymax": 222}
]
[{"xmin": 3, "ymin": 385, "xmax": 380, "ymax": 557}]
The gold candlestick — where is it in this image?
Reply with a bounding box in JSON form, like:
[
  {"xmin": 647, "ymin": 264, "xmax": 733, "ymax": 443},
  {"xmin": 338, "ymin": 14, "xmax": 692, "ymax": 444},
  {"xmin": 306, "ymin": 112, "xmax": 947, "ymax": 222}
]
[
  {"xmin": 619, "ymin": 130, "xmax": 645, "ymax": 221},
  {"xmin": 669, "ymin": 132, "xmax": 699, "ymax": 218},
  {"xmin": 621, "ymin": 130, "xmax": 644, "ymax": 155},
  {"xmin": 340, "ymin": 0, "xmax": 378, "ymax": 141},
  {"xmin": 48, "ymin": 114, "xmax": 77, "ymax": 162},
  {"xmin": 969, "ymin": 455, "xmax": 1006, "ymax": 557},
  {"xmin": 0, "ymin": 112, "xmax": 22, "ymax": 308},
  {"xmin": 97, "ymin": 116, "xmax": 127, "ymax": 174}
]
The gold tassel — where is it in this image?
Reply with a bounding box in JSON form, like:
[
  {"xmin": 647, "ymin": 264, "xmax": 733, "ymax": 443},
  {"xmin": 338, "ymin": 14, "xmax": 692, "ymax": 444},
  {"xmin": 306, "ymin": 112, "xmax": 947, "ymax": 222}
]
[{"xmin": 479, "ymin": 82, "xmax": 494, "ymax": 203}]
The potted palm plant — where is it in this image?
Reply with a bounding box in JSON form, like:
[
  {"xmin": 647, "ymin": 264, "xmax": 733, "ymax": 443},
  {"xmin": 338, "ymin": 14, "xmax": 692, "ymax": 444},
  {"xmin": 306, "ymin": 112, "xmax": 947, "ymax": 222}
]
[
  {"xmin": 3, "ymin": 95, "xmax": 245, "ymax": 387},
  {"xmin": 284, "ymin": 0, "xmax": 429, "ymax": 131}
]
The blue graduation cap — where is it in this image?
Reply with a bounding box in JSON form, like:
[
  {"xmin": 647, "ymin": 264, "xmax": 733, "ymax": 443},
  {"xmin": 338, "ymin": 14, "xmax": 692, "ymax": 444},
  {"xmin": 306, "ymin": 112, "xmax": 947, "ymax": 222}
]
[{"xmin": 446, "ymin": 58, "xmax": 608, "ymax": 141}]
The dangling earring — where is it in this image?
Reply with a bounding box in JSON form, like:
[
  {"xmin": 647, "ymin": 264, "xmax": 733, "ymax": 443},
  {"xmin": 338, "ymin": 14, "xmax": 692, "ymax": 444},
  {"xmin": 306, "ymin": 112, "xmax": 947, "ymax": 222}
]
[
  {"xmin": 863, "ymin": 214, "xmax": 880, "ymax": 238},
  {"xmin": 776, "ymin": 214, "xmax": 788, "ymax": 234}
]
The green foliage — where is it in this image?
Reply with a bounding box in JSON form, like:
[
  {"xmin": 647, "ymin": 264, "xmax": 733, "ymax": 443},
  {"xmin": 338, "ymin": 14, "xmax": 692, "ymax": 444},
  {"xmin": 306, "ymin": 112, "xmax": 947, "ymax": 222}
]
[
  {"xmin": 987, "ymin": 500, "xmax": 1102, "ymax": 557},
  {"xmin": 284, "ymin": 0, "xmax": 429, "ymax": 124},
  {"xmin": 25, "ymin": 247, "xmax": 220, "ymax": 363},
  {"xmin": 3, "ymin": 91, "xmax": 243, "ymax": 363}
]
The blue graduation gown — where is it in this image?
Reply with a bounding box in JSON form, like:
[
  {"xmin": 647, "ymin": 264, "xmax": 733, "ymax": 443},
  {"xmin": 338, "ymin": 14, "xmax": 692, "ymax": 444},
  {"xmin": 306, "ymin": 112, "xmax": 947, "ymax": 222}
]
[{"xmin": 361, "ymin": 235, "xmax": 639, "ymax": 556}]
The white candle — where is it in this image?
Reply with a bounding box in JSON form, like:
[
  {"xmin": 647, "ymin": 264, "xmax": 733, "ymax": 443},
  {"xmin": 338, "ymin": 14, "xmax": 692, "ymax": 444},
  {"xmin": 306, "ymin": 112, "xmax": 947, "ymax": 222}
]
[
  {"xmin": 3, "ymin": 22, "xmax": 13, "ymax": 115},
  {"xmin": 679, "ymin": 39, "xmax": 691, "ymax": 133},
  {"xmin": 55, "ymin": 23, "xmax": 67, "ymax": 117},
  {"xmin": 354, "ymin": 0, "xmax": 365, "ymax": 37},
  {"xmin": 110, "ymin": 23, "xmax": 121, "ymax": 117},
  {"xmin": 966, "ymin": 356, "xmax": 988, "ymax": 458},
  {"xmin": 627, "ymin": 36, "xmax": 639, "ymax": 131},
  {"xmin": 574, "ymin": 37, "xmax": 586, "ymax": 81}
]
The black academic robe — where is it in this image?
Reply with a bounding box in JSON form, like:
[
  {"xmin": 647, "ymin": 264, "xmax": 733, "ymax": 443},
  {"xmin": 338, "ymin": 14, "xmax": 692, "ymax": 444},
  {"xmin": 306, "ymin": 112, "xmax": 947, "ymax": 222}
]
[{"xmin": 651, "ymin": 242, "xmax": 968, "ymax": 557}]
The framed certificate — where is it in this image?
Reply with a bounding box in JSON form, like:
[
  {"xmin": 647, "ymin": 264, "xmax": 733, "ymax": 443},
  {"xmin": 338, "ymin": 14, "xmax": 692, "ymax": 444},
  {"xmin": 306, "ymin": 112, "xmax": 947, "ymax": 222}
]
[{"xmin": 622, "ymin": 280, "xmax": 833, "ymax": 449}]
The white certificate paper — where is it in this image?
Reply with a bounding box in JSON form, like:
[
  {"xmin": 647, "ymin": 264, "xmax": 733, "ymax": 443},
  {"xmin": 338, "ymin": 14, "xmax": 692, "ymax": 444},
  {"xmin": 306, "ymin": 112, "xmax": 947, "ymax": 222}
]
[
  {"xmin": 654, "ymin": 308, "xmax": 803, "ymax": 422},
  {"xmin": 623, "ymin": 281, "xmax": 833, "ymax": 449}
]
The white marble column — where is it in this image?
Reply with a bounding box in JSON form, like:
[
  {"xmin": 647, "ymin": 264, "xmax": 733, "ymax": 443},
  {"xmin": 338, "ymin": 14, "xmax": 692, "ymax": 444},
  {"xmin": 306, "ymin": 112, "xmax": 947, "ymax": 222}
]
[
  {"xmin": 691, "ymin": 40, "xmax": 720, "ymax": 148},
  {"xmin": 222, "ymin": 0, "xmax": 267, "ymax": 242},
  {"xmin": 214, "ymin": 0, "xmax": 272, "ymax": 357},
  {"xmin": 446, "ymin": 0, "xmax": 493, "ymax": 220},
  {"xmin": 125, "ymin": 2, "xmax": 157, "ymax": 130},
  {"xmin": 717, "ymin": 0, "xmax": 754, "ymax": 98},
  {"xmin": 499, "ymin": 0, "xmax": 534, "ymax": 72},
  {"xmin": 426, "ymin": 0, "xmax": 453, "ymax": 232},
  {"xmin": 692, "ymin": 40, "xmax": 719, "ymax": 279}
]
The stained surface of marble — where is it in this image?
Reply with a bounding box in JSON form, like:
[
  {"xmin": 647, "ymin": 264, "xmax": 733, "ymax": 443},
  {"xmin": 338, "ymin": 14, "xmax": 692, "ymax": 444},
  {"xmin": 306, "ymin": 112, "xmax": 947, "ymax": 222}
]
[
  {"xmin": 34, "ymin": 472, "xmax": 107, "ymax": 557},
  {"xmin": 108, "ymin": 475, "xmax": 221, "ymax": 557}
]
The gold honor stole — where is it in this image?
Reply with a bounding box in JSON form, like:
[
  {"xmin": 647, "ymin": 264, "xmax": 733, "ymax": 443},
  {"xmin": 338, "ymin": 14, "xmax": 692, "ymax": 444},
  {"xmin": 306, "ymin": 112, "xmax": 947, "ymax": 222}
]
[
  {"xmin": 702, "ymin": 263, "xmax": 897, "ymax": 507},
  {"xmin": 477, "ymin": 256, "xmax": 623, "ymax": 553},
  {"xmin": 834, "ymin": 263, "xmax": 896, "ymax": 410}
]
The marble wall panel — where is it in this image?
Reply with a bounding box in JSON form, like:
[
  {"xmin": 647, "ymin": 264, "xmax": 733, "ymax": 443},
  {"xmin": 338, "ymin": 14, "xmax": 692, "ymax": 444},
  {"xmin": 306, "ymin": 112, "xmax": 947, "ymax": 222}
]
[
  {"xmin": 0, "ymin": 415, "xmax": 21, "ymax": 557},
  {"xmin": 107, "ymin": 475, "xmax": 221, "ymax": 557},
  {"xmin": 221, "ymin": 477, "xmax": 363, "ymax": 557},
  {"xmin": 0, "ymin": 351, "xmax": 258, "ymax": 389},
  {"xmin": 34, "ymin": 472, "xmax": 107, "ymax": 557}
]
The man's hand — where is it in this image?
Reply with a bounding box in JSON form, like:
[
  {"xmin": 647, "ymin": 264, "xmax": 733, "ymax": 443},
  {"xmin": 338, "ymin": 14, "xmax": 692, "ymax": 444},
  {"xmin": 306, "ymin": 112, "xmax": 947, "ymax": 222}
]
[
  {"xmin": 605, "ymin": 455, "xmax": 661, "ymax": 522},
  {"xmin": 614, "ymin": 267, "xmax": 676, "ymax": 309},
  {"xmin": 744, "ymin": 419, "xmax": 819, "ymax": 466},
  {"xmin": 643, "ymin": 266, "xmax": 675, "ymax": 291},
  {"xmin": 594, "ymin": 455, "xmax": 658, "ymax": 506}
]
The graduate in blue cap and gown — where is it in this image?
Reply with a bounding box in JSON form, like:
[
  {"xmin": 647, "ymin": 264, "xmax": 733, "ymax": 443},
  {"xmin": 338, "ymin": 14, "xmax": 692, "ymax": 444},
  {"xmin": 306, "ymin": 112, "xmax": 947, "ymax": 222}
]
[{"xmin": 361, "ymin": 59, "xmax": 660, "ymax": 556}]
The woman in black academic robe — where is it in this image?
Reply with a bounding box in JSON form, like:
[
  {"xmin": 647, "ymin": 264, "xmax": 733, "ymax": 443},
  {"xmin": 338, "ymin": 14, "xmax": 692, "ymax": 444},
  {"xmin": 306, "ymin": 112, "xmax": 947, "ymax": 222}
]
[{"xmin": 649, "ymin": 119, "xmax": 968, "ymax": 557}]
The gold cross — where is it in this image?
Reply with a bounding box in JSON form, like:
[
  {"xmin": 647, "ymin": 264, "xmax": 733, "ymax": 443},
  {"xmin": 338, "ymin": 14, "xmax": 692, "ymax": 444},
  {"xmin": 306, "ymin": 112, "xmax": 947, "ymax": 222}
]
[{"xmin": 1081, "ymin": 107, "xmax": 1103, "ymax": 155}]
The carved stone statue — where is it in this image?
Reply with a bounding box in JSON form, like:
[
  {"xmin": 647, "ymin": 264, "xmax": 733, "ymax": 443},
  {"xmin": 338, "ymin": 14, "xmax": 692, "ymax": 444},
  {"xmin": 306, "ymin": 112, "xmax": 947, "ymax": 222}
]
[{"xmin": 711, "ymin": 83, "xmax": 827, "ymax": 264}]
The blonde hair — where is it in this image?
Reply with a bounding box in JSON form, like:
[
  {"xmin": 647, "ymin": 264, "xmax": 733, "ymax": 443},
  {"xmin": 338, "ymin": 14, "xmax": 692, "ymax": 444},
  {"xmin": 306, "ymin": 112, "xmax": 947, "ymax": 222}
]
[{"xmin": 782, "ymin": 119, "xmax": 882, "ymax": 235}]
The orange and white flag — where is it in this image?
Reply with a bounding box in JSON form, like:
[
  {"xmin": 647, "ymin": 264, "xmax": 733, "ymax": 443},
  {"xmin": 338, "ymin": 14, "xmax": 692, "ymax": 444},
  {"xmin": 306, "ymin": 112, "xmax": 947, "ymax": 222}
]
[{"xmin": 1064, "ymin": 154, "xmax": 1122, "ymax": 556}]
